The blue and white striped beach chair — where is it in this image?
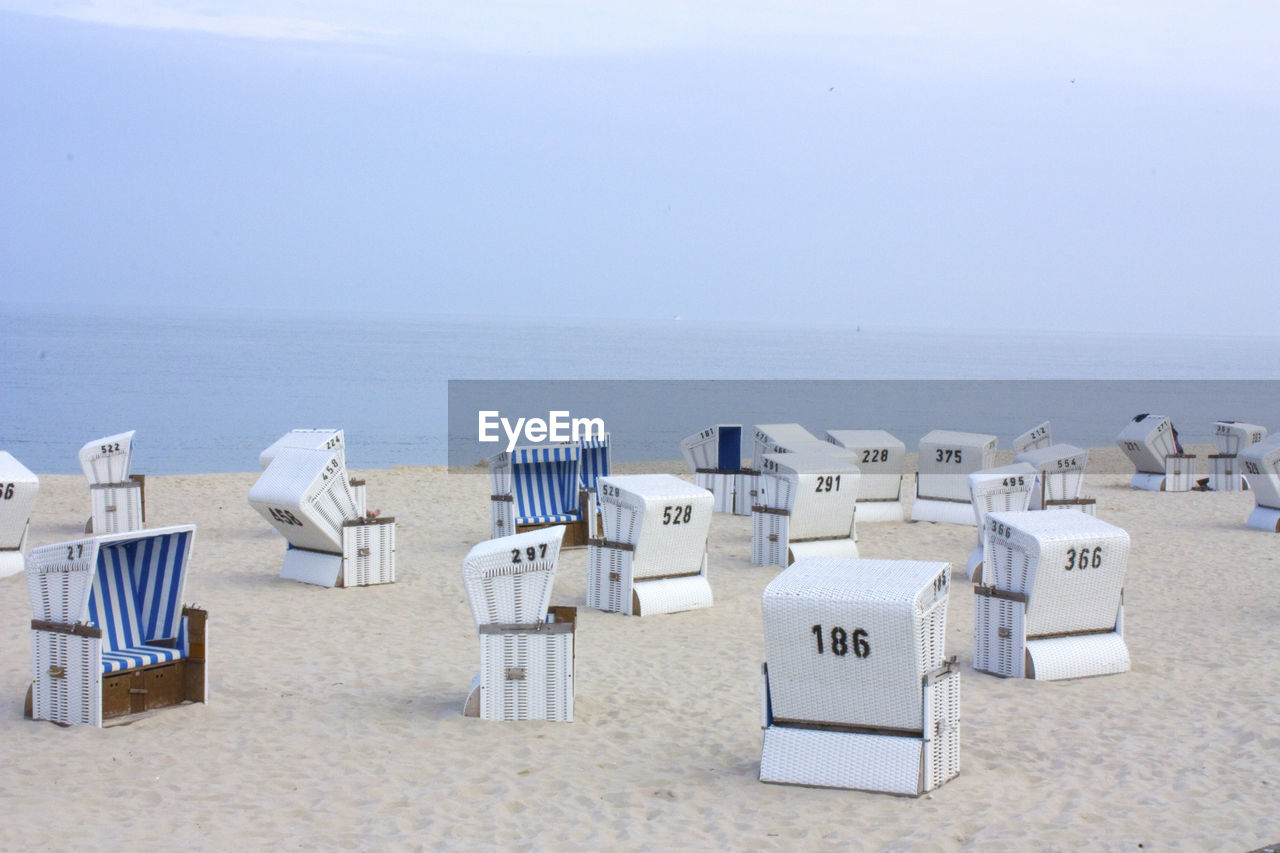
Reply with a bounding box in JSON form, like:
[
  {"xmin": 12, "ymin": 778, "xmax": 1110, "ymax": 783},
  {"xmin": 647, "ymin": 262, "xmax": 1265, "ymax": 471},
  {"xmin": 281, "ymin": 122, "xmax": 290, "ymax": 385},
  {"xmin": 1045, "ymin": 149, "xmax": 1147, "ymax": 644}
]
[
  {"xmin": 489, "ymin": 442, "xmax": 587, "ymax": 545},
  {"xmin": 577, "ymin": 433, "xmax": 611, "ymax": 534},
  {"xmin": 25, "ymin": 524, "xmax": 208, "ymax": 727}
]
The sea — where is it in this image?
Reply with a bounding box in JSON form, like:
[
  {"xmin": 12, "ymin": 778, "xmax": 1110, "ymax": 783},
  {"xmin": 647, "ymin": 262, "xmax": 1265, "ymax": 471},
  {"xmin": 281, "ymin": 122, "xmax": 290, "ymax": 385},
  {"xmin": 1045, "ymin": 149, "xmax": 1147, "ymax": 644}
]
[{"xmin": 3, "ymin": 305, "xmax": 1279, "ymax": 474}]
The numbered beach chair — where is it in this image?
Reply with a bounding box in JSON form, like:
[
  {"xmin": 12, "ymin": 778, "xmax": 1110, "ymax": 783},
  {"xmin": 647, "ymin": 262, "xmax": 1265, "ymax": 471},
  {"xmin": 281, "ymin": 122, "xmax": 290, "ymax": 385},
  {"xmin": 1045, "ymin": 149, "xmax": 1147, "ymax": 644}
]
[
  {"xmin": 760, "ymin": 557, "xmax": 958, "ymax": 795},
  {"xmin": 577, "ymin": 433, "xmax": 611, "ymax": 534},
  {"xmin": 1241, "ymin": 434, "xmax": 1280, "ymax": 531},
  {"xmin": 681, "ymin": 424, "xmax": 749, "ymax": 514},
  {"xmin": 752, "ymin": 453, "xmax": 860, "ymax": 567},
  {"xmin": 248, "ymin": 447, "xmax": 395, "ymax": 588},
  {"xmin": 973, "ymin": 510, "xmax": 1130, "ymax": 681},
  {"xmin": 0, "ymin": 452, "xmax": 39, "ymax": 579},
  {"xmin": 1117, "ymin": 414, "xmax": 1193, "ymax": 491},
  {"xmin": 259, "ymin": 428, "xmax": 365, "ymax": 514},
  {"xmin": 462, "ymin": 527, "xmax": 574, "ymax": 722},
  {"xmin": 1208, "ymin": 421, "xmax": 1266, "ymax": 492},
  {"xmin": 588, "ymin": 474, "xmax": 713, "ymax": 616},
  {"xmin": 1014, "ymin": 443, "xmax": 1096, "ymax": 514},
  {"xmin": 489, "ymin": 442, "xmax": 587, "ymax": 546},
  {"xmin": 911, "ymin": 430, "xmax": 997, "ymax": 524},
  {"xmin": 24, "ymin": 524, "xmax": 207, "ymax": 727},
  {"xmin": 964, "ymin": 463, "xmax": 1036, "ymax": 582},
  {"xmin": 79, "ymin": 431, "xmax": 145, "ymax": 534},
  {"xmin": 1012, "ymin": 421, "xmax": 1053, "ymax": 455},
  {"xmin": 824, "ymin": 430, "xmax": 906, "ymax": 522}
]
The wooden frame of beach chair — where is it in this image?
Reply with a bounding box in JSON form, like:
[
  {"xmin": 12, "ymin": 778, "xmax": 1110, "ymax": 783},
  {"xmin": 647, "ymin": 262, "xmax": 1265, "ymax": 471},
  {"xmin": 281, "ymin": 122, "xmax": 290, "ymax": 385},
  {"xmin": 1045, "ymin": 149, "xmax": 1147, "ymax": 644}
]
[
  {"xmin": 759, "ymin": 557, "xmax": 958, "ymax": 795},
  {"xmin": 79, "ymin": 432, "xmax": 146, "ymax": 534},
  {"xmin": 1116, "ymin": 414, "xmax": 1184, "ymax": 491},
  {"xmin": 681, "ymin": 424, "xmax": 750, "ymax": 515},
  {"xmin": 912, "ymin": 430, "xmax": 998, "ymax": 524},
  {"xmin": 752, "ymin": 453, "xmax": 860, "ymax": 568},
  {"xmin": 0, "ymin": 451, "xmax": 39, "ymax": 579},
  {"xmin": 824, "ymin": 430, "xmax": 906, "ymax": 522},
  {"xmin": 462, "ymin": 527, "xmax": 574, "ymax": 722},
  {"xmin": 1012, "ymin": 421, "xmax": 1053, "ymax": 455},
  {"xmin": 1208, "ymin": 421, "xmax": 1266, "ymax": 492},
  {"xmin": 24, "ymin": 524, "xmax": 207, "ymax": 727},
  {"xmin": 488, "ymin": 442, "xmax": 588, "ymax": 546},
  {"xmin": 964, "ymin": 463, "xmax": 1036, "ymax": 583},
  {"xmin": 1013, "ymin": 443, "xmax": 1096, "ymax": 514},
  {"xmin": 248, "ymin": 447, "xmax": 395, "ymax": 588},
  {"xmin": 973, "ymin": 510, "xmax": 1130, "ymax": 681},
  {"xmin": 587, "ymin": 474, "xmax": 714, "ymax": 616},
  {"xmin": 1241, "ymin": 434, "xmax": 1280, "ymax": 531},
  {"xmin": 577, "ymin": 433, "xmax": 611, "ymax": 535}
]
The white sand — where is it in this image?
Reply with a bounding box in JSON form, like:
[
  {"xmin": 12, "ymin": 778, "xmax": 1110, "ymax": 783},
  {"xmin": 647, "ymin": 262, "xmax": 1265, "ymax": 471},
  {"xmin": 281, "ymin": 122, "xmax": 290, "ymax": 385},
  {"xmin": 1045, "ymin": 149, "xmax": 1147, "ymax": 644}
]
[{"xmin": 2, "ymin": 445, "xmax": 1278, "ymax": 851}]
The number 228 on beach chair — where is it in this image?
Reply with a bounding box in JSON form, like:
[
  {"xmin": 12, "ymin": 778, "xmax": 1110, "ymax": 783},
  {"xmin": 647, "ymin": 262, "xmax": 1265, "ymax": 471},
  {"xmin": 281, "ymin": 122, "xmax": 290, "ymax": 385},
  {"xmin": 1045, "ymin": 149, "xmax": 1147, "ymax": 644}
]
[{"xmin": 0, "ymin": 451, "xmax": 39, "ymax": 579}]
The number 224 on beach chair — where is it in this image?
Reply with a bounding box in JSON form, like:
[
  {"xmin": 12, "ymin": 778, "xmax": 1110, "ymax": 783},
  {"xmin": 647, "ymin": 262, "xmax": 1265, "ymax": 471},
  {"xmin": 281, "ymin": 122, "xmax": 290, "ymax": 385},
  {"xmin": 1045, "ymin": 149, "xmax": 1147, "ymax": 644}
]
[{"xmin": 0, "ymin": 451, "xmax": 39, "ymax": 579}]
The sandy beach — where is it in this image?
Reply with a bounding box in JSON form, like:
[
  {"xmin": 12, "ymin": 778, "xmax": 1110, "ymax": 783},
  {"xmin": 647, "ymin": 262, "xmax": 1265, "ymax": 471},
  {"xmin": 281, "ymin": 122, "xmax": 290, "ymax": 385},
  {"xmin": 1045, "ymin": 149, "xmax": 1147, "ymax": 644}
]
[{"xmin": 2, "ymin": 444, "xmax": 1277, "ymax": 851}]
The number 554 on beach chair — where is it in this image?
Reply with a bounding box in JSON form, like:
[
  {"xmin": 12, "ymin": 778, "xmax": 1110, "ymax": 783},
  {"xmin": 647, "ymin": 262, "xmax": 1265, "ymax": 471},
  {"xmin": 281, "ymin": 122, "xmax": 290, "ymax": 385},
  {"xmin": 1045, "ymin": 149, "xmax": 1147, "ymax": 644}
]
[
  {"xmin": 0, "ymin": 451, "xmax": 39, "ymax": 579},
  {"xmin": 489, "ymin": 442, "xmax": 588, "ymax": 545},
  {"xmin": 24, "ymin": 525, "xmax": 207, "ymax": 727},
  {"xmin": 79, "ymin": 431, "xmax": 146, "ymax": 534}
]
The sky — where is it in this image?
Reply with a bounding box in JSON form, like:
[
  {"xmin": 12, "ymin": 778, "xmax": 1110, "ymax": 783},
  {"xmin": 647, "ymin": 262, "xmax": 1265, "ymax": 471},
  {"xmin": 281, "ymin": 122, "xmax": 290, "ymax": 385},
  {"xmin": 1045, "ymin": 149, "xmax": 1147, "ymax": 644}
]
[{"xmin": 1, "ymin": 2, "xmax": 1278, "ymax": 333}]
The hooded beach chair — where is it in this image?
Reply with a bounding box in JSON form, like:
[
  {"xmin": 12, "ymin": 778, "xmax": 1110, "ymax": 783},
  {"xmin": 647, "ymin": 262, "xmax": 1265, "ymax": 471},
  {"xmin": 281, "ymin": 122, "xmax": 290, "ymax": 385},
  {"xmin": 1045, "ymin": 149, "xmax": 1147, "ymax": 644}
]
[
  {"xmin": 680, "ymin": 424, "xmax": 749, "ymax": 514},
  {"xmin": 964, "ymin": 463, "xmax": 1036, "ymax": 582},
  {"xmin": 973, "ymin": 510, "xmax": 1130, "ymax": 680},
  {"xmin": 24, "ymin": 524, "xmax": 207, "ymax": 727},
  {"xmin": 752, "ymin": 453, "xmax": 860, "ymax": 567},
  {"xmin": 577, "ymin": 433, "xmax": 611, "ymax": 534},
  {"xmin": 0, "ymin": 451, "xmax": 39, "ymax": 579},
  {"xmin": 1241, "ymin": 434, "xmax": 1280, "ymax": 531},
  {"xmin": 488, "ymin": 442, "xmax": 587, "ymax": 545},
  {"xmin": 1117, "ymin": 414, "xmax": 1193, "ymax": 491},
  {"xmin": 759, "ymin": 557, "xmax": 958, "ymax": 795},
  {"xmin": 1012, "ymin": 421, "xmax": 1053, "ymax": 455},
  {"xmin": 1208, "ymin": 421, "xmax": 1266, "ymax": 492},
  {"xmin": 258, "ymin": 428, "xmax": 365, "ymax": 513},
  {"xmin": 587, "ymin": 474, "xmax": 714, "ymax": 616},
  {"xmin": 78, "ymin": 431, "xmax": 145, "ymax": 534},
  {"xmin": 824, "ymin": 429, "xmax": 906, "ymax": 522},
  {"xmin": 461, "ymin": 527, "xmax": 575, "ymax": 722},
  {"xmin": 1014, "ymin": 443, "xmax": 1096, "ymax": 514},
  {"xmin": 248, "ymin": 447, "xmax": 395, "ymax": 588},
  {"xmin": 911, "ymin": 430, "xmax": 998, "ymax": 524}
]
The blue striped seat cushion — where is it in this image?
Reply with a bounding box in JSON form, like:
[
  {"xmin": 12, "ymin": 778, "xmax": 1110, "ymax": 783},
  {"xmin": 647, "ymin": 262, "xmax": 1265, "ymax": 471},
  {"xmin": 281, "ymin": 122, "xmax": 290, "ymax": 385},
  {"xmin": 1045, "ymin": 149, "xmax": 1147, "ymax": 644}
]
[
  {"xmin": 518, "ymin": 512, "xmax": 581, "ymax": 525},
  {"xmin": 102, "ymin": 645, "xmax": 183, "ymax": 673}
]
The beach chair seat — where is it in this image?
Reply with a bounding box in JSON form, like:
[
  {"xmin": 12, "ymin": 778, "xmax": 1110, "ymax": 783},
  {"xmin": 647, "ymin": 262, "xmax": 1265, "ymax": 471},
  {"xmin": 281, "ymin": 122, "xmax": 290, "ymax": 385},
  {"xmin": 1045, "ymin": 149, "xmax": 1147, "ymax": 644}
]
[
  {"xmin": 759, "ymin": 557, "xmax": 958, "ymax": 795},
  {"xmin": 24, "ymin": 524, "xmax": 207, "ymax": 727},
  {"xmin": 0, "ymin": 451, "xmax": 39, "ymax": 578},
  {"xmin": 823, "ymin": 430, "xmax": 906, "ymax": 522},
  {"xmin": 587, "ymin": 474, "xmax": 714, "ymax": 616},
  {"xmin": 1241, "ymin": 434, "xmax": 1280, "ymax": 531},
  {"xmin": 489, "ymin": 442, "xmax": 588, "ymax": 545},
  {"xmin": 681, "ymin": 424, "xmax": 750, "ymax": 514},
  {"xmin": 462, "ymin": 527, "xmax": 574, "ymax": 722},
  {"xmin": 912, "ymin": 430, "xmax": 998, "ymax": 524},
  {"xmin": 752, "ymin": 453, "xmax": 860, "ymax": 567},
  {"xmin": 973, "ymin": 510, "xmax": 1129, "ymax": 681},
  {"xmin": 1012, "ymin": 421, "xmax": 1053, "ymax": 455},
  {"xmin": 248, "ymin": 447, "xmax": 395, "ymax": 588},
  {"xmin": 78, "ymin": 431, "xmax": 146, "ymax": 534},
  {"xmin": 964, "ymin": 463, "xmax": 1036, "ymax": 582},
  {"xmin": 1208, "ymin": 421, "xmax": 1266, "ymax": 492},
  {"xmin": 1117, "ymin": 414, "xmax": 1188, "ymax": 491},
  {"xmin": 1014, "ymin": 442, "xmax": 1095, "ymax": 513}
]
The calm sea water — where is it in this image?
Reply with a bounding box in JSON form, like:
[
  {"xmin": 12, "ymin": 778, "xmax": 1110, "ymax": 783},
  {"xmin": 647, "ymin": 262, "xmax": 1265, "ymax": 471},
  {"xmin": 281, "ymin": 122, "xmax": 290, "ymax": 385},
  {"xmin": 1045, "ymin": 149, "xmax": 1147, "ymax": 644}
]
[{"xmin": 3, "ymin": 306, "xmax": 1278, "ymax": 474}]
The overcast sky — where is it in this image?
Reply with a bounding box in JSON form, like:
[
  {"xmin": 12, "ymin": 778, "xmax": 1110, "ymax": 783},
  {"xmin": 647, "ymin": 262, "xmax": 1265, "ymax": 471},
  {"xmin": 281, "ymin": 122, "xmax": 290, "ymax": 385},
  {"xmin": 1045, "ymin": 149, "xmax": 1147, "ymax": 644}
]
[{"xmin": 2, "ymin": 2, "xmax": 1277, "ymax": 333}]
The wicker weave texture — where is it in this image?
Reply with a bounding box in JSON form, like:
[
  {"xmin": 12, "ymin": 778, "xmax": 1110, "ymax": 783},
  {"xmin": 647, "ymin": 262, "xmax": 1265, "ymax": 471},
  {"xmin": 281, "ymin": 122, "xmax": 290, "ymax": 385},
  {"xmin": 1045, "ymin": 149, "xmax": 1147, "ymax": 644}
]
[
  {"xmin": 968, "ymin": 464, "xmax": 1036, "ymax": 543},
  {"xmin": 758, "ymin": 453, "xmax": 859, "ymax": 541},
  {"xmin": 31, "ymin": 630, "xmax": 101, "ymax": 727},
  {"xmin": 248, "ymin": 447, "xmax": 359, "ymax": 553},
  {"xmin": 1026, "ymin": 633, "xmax": 1130, "ymax": 680},
  {"xmin": 478, "ymin": 630, "xmax": 573, "ymax": 722},
  {"xmin": 462, "ymin": 528, "xmax": 564, "ymax": 625},
  {"xmin": 258, "ymin": 428, "xmax": 345, "ymax": 470},
  {"xmin": 760, "ymin": 726, "xmax": 926, "ymax": 794},
  {"xmin": 1241, "ymin": 434, "xmax": 1280, "ymax": 509},
  {"xmin": 1212, "ymin": 421, "xmax": 1266, "ymax": 455},
  {"xmin": 90, "ymin": 483, "xmax": 144, "ymax": 534},
  {"xmin": 916, "ymin": 430, "xmax": 997, "ymax": 503},
  {"xmin": 596, "ymin": 475, "xmax": 712, "ymax": 580},
  {"xmin": 1015, "ymin": 444, "xmax": 1088, "ymax": 506},
  {"xmin": 78, "ymin": 431, "xmax": 135, "ymax": 485},
  {"xmin": 694, "ymin": 472, "xmax": 736, "ymax": 513},
  {"xmin": 0, "ymin": 452, "xmax": 39, "ymax": 547},
  {"xmin": 1163, "ymin": 454, "xmax": 1196, "ymax": 492},
  {"xmin": 631, "ymin": 572, "xmax": 713, "ymax": 616},
  {"xmin": 342, "ymin": 521, "xmax": 395, "ymax": 586},
  {"xmin": 1116, "ymin": 415, "xmax": 1178, "ymax": 474},
  {"xmin": 823, "ymin": 430, "xmax": 906, "ymax": 503},
  {"xmin": 1013, "ymin": 421, "xmax": 1053, "ymax": 455}
]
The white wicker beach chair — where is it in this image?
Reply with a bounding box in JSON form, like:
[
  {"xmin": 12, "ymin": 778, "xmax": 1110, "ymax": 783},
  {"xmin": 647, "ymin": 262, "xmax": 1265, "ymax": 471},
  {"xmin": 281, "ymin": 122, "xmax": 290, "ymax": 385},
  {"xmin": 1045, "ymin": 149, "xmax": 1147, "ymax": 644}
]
[
  {"xmin": 462, "ymin": 527, "xmax": 574, "ymax": 722},
  {"xmin": 973, "ymin": 510, "xmax": 1130, "ymax": 681},
  {"xmin": 681, "ymin": 424, "xmax": 749, "ymax": 514},
  {"xmin": 1012, "ymin": 421, "xmax": 1053, "ymax": 455},
  {"xmin": 248, "ymin": 447, "xmax": 395, "ymax": 588},
  {"xmin": 823, "ymin": 430, "xmax": 906, "ymax": 522},
  {"xmin": 964, "ymin": 463, "xmax": 1036, "ymax": 582},
  {"xmin": 1241, "ymin": 434, "xmax": 1280, "ymax": 531},
  {"xmin": 1116, "ymin": 414, "xmax": 1192, "ymax": 491},
  {"xmin": 759, "ymin": 557, "xmax": 958, "ymax": 795},
  {"xmin": 24, "ymin": 524, "xmax": 207, "ymax": 727},
  {"xmin": 577, "ymin": 433, "xmax": 611, "ymax": 534},
  {"xmin": 78, "ymin": 431, "xmax": 145, "ymax": 534},
  {"xmin": 912, "ymin": 430, "xmax": 998, "ymax": 524},
  {"xmin": 489, "ymin": 442, "xmax": 587, "ymax": 545},
  {"xmin": 1208, "ymin": 421, "xmax": 1266, "ymax": 492},
  {"xmin": 587, "ymin": 474, "xmax": 714, "ymax": 616},
  {"xmin": 0, "ymin": 451, "xmax": 39, "ymax": 579},
  {"xmin": 752, "ymin": 453, "xmax": 860, "ymax": 567},
  {"xmin": 258, "ymin": 428, "xmax": 364, "ymax": 513},
  {"xmin": 1013, "ymin": 443, "xmax": 1095, "ymax": 514}
]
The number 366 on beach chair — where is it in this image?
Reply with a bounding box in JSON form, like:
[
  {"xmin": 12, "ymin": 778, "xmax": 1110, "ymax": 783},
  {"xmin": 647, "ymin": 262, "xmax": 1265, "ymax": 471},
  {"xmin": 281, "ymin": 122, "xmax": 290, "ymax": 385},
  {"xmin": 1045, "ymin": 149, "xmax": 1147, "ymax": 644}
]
[
  {"xmin": 751, "ymin": 453, "xmax": 860, "ymax": 568},
  {"xmin": 759, "ymin": 558, "xmax": 959, "ymax": 795},
  {"xmin": 0, "ymin": 451, "xmax": 39, "ymax": 579},
  {"xmin": 24, "ymin": 525, "xmax": 207, "ymax": 727}
]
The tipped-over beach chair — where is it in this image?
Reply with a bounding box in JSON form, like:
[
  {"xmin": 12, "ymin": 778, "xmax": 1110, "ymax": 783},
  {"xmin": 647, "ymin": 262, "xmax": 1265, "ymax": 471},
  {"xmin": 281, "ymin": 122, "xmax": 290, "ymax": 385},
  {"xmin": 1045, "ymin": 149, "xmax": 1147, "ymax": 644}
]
[
  {"xmin": 0, "ymin": 451, "xmax": 39, "ymax": 579},
  {"xmin": 248, "ymin": 447, "xmax": 395, "ymax": 588},
  {"xmin": 79, "ymin": 431, "xmax": 145, "ymax": 534},
  {"xmin": 24, "ymin": 524, "xmax": 207, "ymax": 727},
  {"xmin": 1012, "ymin": 421, "xmax": 1053, "ymax": 455},
  {"xmin": 759, "ymin": 557, "xmax": 958, "ymax": 795},
  {"xmin": 258, "ymin": 428, "xmax": 366, "ymax": 513},
  {"xmin": 681, "ymin": 424, "xmax": 750, "ymax": 514},
  {"xmin": 911, "ymin": 430, "xmax": 998, "ymax": 524},
  {"xmin": 964, "ymin": 463, "xmax": 1036, "ymax": 582},
  {"xmin": 1014, "ymin": 443, "xmax": 1096, "ymax": 514},
  {"xmin": 824, "ymin": 430, "xmax": 906, "ymax": 522},
  {"xmin": 752, "ymin": 453, "xmax": 860, "ymax": 568},
  {"xmin": 1209, "ymin": 421, "xmax": 1266, "ymax": 492},
  {"xmin": 973, "ymin": 510, "xmax": 1130, "ymax": 680},
  {"xmin": 489, "ymin": 442, "xmax": 588, "ymax": 545},
  {"xmin": 1241, "ymin": 434, "xmax": 1280, "ymax": 531},
  {"xmin": 461, "ymin": 527, "xmax": 575, "ymax": 722},
  {"xmin": 587, "ymin": 474, "xmax": 714, "ymax": 616},
  {"xmin": 1117, "ymin": 414, "xmax": 1193, "ymax": 491}
]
